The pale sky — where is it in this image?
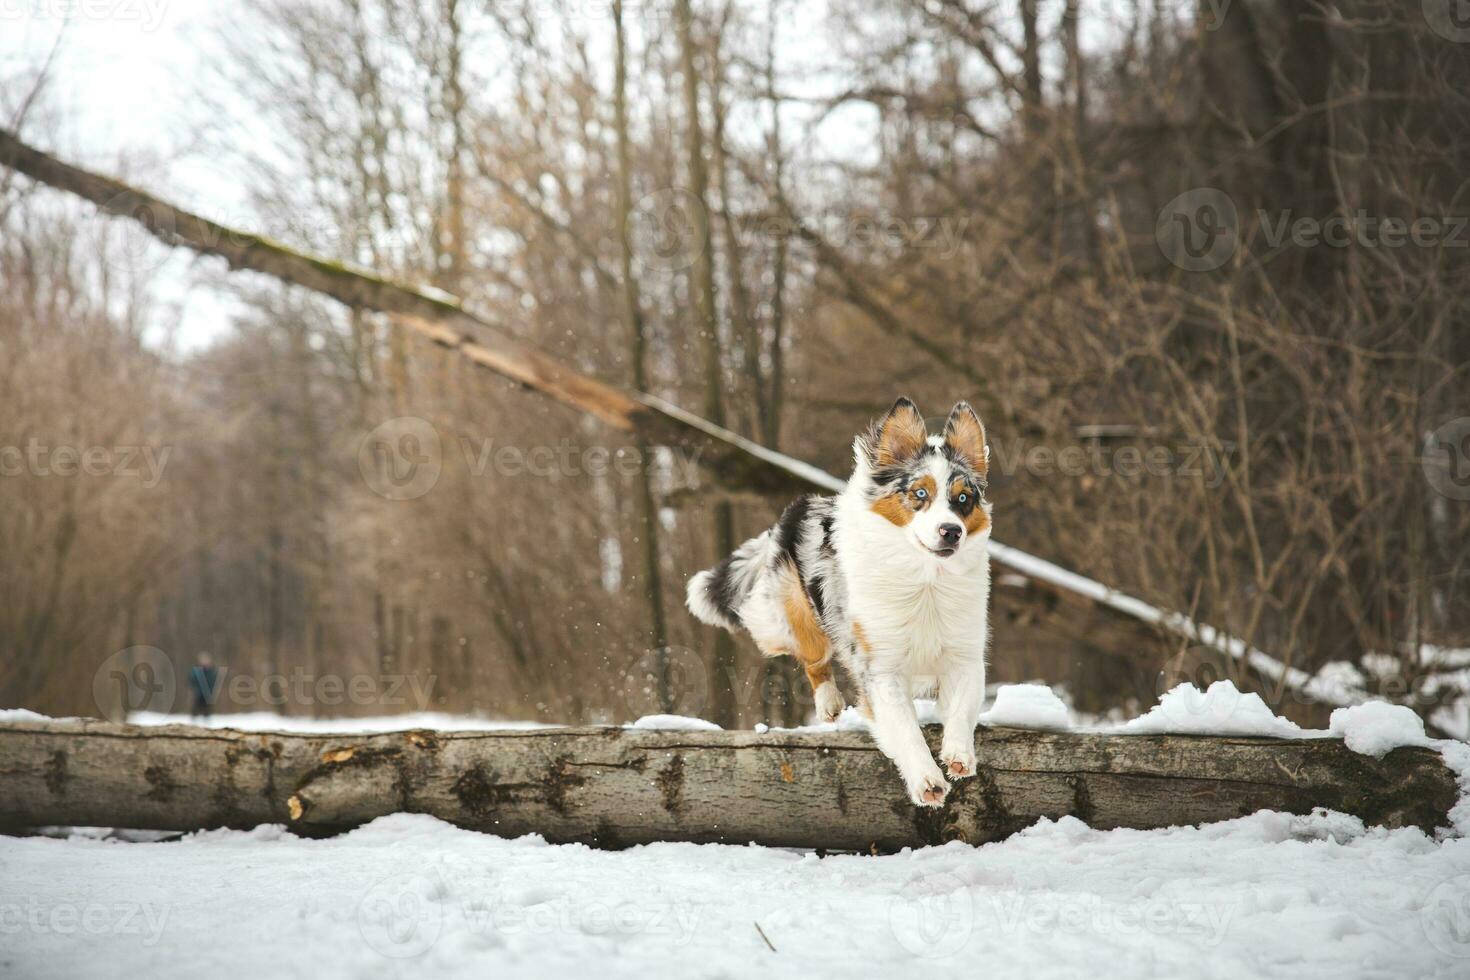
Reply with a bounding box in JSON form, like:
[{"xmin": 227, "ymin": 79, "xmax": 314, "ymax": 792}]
[
  {"xmin": 2, "ymin": 1, "xmax": 252, "ymax": 352},
  {"xmin": 2, "ymin": 0, "xmax": 1125, "ymax": 354},
  {"xmin": 2, "ymin": 0, "xmax": 858, "ymax": 353}
]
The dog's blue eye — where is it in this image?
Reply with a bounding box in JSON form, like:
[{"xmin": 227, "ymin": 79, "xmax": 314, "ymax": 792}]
[
  {"xmin": 915, "ymin": 488, "xmax": 928, "ymax": 500},
  {"xmin": 958, "ymin": 493, "xmax": 968, "ymax": 503}
]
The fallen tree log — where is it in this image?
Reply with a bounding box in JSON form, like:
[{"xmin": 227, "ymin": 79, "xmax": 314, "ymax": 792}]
[{"xmin": 0, "ymin": 718, "xmax": 1456, "ymax": 851}]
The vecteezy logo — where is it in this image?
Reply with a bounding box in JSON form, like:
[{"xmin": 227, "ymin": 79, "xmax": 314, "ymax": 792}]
[
  {"xmin": 93, "ymin": 646, "xmax": 176, "ymax": 722},
  {"xmin": 1425, "ymin": 0, "xmax": 1470, "ymax": 42},
  {"xmin": 1154, "ymin": 650, "xmax": 1247, "ymax": 730},
  {"xmin": 1424, "ymin": 418, "xmax": 1470, "ymax": 501},
  {"xmin": 888, "ymin": 872, "xmax": 974, "ymax": 958},
  {"xmin": 358, "ymin": 417, "xmax": 442, "ymax": 500},
  {"xmin": 617, "ymin": 646, "xmax": 711, "ymax": 719},
  {"xmin": 1421, "ymin": 875, "xmax": 1470, "ymax": 958},
  {"xmin": 357, "ymin": 872, "xmax": 445, "ymax": 959},
  {"xmin": 628, "ymin": 188, "xmax": 706, "ymax": 273},
  {"xmin": 1156, "ymin": 188, "xmax": 1240, "ymax": 272},
  {"xmin": 98, "ymin": 190, "xmax": 179, "ymax": 278}
]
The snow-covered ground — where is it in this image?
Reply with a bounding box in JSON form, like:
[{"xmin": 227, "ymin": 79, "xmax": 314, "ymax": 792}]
[
  {"xmin": 4, "ymin": 811, "xmax": 1470, "ymax": 979},
  {"xmin": 4, "ymin": 684, "xmax": 1470, "ymax": 979}
]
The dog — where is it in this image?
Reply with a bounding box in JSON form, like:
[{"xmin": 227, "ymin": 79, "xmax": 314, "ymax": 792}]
[{"xmin": 686, "ymin": 397, "xmax": 992, "ymax": 806}]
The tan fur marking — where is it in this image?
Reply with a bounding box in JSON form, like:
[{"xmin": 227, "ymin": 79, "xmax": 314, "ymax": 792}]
[
  {"xmin": 871, "ymin": 474, "xmax": 937, "ymax": 527},
  {"xmin": 944, "ymin": 404, "xmax": 988, "ymax": 475},
  {"xmin": 875, "ymin": 402, "xmax": 927, "ymax": 466},
  {"xmin": 780, "ymin": 566, "xmax": 834, "ymax": 693},
  {"xmin": 870, "ymin": 492, "xmax": 913, "ymax": 527},
  {"xmin": 850, "ymin": 619, "xmax": 876, "ymax": 674},
  {"xmin": 964, "ymin": 506, "xmax": 990, "ymax": 536},
  {"xmin": 804, "ymin": 660, "xmax": 834, "ymax": 689}
]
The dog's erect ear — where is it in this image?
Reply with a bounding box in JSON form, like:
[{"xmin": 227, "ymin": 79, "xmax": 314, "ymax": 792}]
[
  {"xmin": 868, "ymin": 396, "xmax": 928, "ymax": 467},
  {"xmin": 942, "ymin": 401, "xmax": 988, "ymax": 475}
]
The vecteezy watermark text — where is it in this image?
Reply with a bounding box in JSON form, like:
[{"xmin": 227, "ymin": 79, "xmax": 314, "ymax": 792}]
[
  {"xmin": 0, "ymin": 440, "xmax": 171, "ymax": 488},
  {"xmin": 1158, "ymin": 188, "xmax": 1470, "ymax": 272},
  {"xmin": 987, "ymin": 437, "xmax": 1235, "ymax": 487},
  {"xmin": 93, "ymin": 645, "xmax": 440, "ymax": 720},
  {"xmin": 0, "ymin": 0, "xmax": 169, "ymax": 30},
  {"xmin": 457, "ymin": 437, "xmax": 696, "ymax": 482},
  {"xmin": 359, "ymin": 416, "xmax": 703, "ymax": 501},
  {"xmin": 203, "ymin": 667, "xmax": 438, "ymax": 711},
  {"xmin": 1201, "ymin": 0, "xmax": 1233, "ymax": 30},
  {"xmin": 989, "ymin": 893, "xmax": 1235, "ymax": 946},
  {"xmin": 0, "ymin": 898, "xmax": 169, "ymax": 946},
  {"xmin": 1256, "ymin": 210, "xmax": 1470, "ymax": 251},
  {"xmin": 629, "ymin": 187, "xmax": 970, "ymax": 272}
]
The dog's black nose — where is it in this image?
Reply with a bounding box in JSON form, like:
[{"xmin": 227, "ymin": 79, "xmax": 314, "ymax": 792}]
[{"xmin": 938, "ymin": 523, "xmax": 962, "ymax": 544}]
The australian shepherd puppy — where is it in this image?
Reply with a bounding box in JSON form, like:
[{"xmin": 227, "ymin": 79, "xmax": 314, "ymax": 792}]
[{"xmin": 686, "ymin": 397, "xmax": 992, "ymax": 807}]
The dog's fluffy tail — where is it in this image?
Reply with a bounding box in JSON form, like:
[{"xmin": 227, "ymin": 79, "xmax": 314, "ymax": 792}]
[{"xmin": 686, "ymin": 530, "xmax": 775, "ymax": 633}]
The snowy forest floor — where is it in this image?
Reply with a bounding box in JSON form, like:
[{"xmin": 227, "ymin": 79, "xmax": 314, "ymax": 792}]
[{"xmin": 4, "ymin": 810, "xmax": 1470, "ymax": 979}]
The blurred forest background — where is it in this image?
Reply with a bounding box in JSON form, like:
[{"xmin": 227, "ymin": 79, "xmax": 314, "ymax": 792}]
[{"xmin": 2, "ymin": 0, "xmax": 1469, "ymax": 731}]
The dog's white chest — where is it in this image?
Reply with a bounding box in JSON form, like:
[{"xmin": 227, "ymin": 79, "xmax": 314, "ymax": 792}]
[{"xmin": 866, "ymin": 580, "xmax": 977, "ymax": 668}]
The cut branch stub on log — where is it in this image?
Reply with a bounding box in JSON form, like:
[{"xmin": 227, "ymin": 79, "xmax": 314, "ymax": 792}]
[{"xmin": 0, "ymin": 719, "xmax": 1456, "ymax": 852}]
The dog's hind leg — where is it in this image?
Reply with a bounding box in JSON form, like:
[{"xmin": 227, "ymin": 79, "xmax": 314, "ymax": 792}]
[{"xmin": 778, "ymin": 567, "xmax": 847, "ymax": 723}]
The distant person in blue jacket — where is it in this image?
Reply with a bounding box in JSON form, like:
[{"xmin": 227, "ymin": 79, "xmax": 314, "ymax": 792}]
[{"xmin": 189, "ymin": 654, "xmax": 219, "ymax": 721}]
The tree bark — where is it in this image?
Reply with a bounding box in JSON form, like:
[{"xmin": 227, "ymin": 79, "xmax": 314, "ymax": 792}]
[
  {"xmin": 612, "ymin": 0, "xmax": 673, "ymax": 712},
  {"xmin": 0, "ymin": 718, "xmax": 1456, "ymax": 853},
  {"xmin": 1020, "ymin": 0, "xmax": 1044, "ymax": 134},
  {"xmin": 762, "ymin": 0, "xmax": 788, "ymax": 452},
  {"xmin": 675, "ymin": 0, "xmax": 739, "ymax": 729}
]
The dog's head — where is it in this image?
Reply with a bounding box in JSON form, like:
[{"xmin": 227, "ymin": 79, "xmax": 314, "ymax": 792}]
[{"xmin": 852, "ymin": 397, "xmax": 992, "ymax": 560}]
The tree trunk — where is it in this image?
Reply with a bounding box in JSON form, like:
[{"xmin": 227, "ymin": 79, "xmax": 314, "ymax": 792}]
[
  {"xmin": 763, "ymin": 0, "xmax": 788, "ymax": 453},
  {"xmin": 1020, "ymin": 0, "xmax": 1044, "ymax": 134},
  {"xmin": 437, "ymin": 0, "xmax": 469, "ymax": 295},
  {"xmin": 613, "ymin": 0, "xmax": 673, "ymax": 712},
  {"xmin": 675, "ymin": 0, "xmax": 739, "ymax": 728},
  {"xmin": 0, "ymin": 718, "xmax": 1455, "ymax": 853}
]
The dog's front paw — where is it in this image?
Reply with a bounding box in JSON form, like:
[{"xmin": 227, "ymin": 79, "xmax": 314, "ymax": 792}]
[
  {"xmin": 814, "ymin": 680, "xmax": 846, "ymax": 723},
  {"xmin": 904, "ymin": 762, "xmax": 950, "ymax": 808},
  {"xmin": 941, "ymin": 743, "xmax": 977, "ymax": 780}
]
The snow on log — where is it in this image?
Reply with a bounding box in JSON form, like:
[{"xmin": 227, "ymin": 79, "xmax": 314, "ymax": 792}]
[{"xmin": 0, "ymin": 719, "xmax": 1456, "ymax": 851}]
